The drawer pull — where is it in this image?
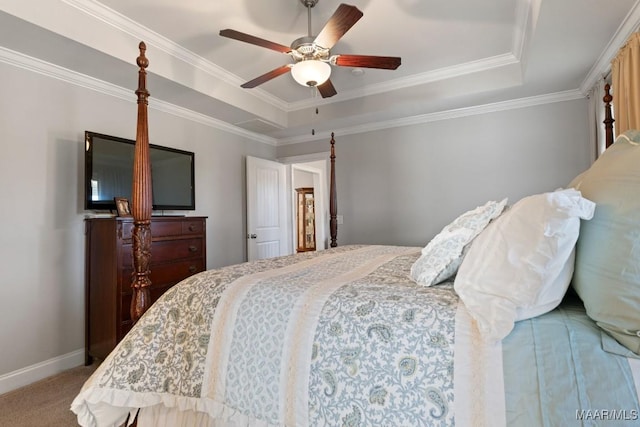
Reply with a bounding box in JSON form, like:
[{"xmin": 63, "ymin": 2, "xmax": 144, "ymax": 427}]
[
  {"xmin": 188, "ymin": 224, "xmax": 197, "ymax": 231},
  {"xmin": 188, "ymin": 245, "xmax": 198, "ymax": 252},
  {"xmin": 188, "ymin": 265, "xmax": 197, "ymax": 273}
]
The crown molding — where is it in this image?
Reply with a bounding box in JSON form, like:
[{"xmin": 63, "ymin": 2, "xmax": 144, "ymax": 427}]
[
  {"xmin": 61, "ymin": 0, "xmax": 290, "ymax": 111},
  {"xmin": 0, "ymin": 45, "xmax": 277, "ymax": 145},
  {"xmin": 277, "ymin": 90, "xmax": 585, "ymax": 146},
  {"xmin": 61, "ymin": 0, "xmax": 227, "ymax": 81},
  {"xmin": 580, "ymin": 0, "xmax": 640, "ymax": 94},
  {"xmin": 289, "ymin": 0, "xmax": 538, "ymax": 111},
  {"xmin": 0, "ymin": 0, "xmax": 586, "ymax": 149},
  {"xmin": 0, "ymin": 45, "xmax": 132, "ymax": 101},
  {"xmin": 151, "ymin": 99, "xmax": 277, "ymax": 146},
  {"xmin": 288, "ymin": 53, "xmax": 520, "ymax": 111},
  {"xmin": 512, "ymin": 0, "xmax": 541, "ymax": 68},
  {"xmin": 0, "ymin": 43, "xmax": 583, "ymax": 148},
  {"xmin": 271, "ymin": 0, "xmax": 538, "ymax": 112},
  {"xmin": 63, "ymin": 0, "xmax": 535, "ymax": 115}
]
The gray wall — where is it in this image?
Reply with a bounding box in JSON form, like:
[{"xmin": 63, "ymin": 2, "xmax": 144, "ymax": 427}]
[
  {"xmin": 0, "ymin": 61, "xmax": 274, "ymax": 380},
  {"xmin": 277, "ymin": 99, "xmax": 591, "ymax": 247},
  {"xmin": 0, "ymin": 55, "xmax": 592, "ymax": 389}
]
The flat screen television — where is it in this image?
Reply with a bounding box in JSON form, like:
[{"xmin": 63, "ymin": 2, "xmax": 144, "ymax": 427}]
[{"xmin": 84, "ymin": 131, "xmax": 195, "ymax": 211}]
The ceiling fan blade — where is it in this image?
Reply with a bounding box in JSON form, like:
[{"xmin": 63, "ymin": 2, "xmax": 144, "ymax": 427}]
[
  {"xmin": 317, "ymin": 79, "xmax": 337, "ymax": 98},
  {"xmin": 220, "ymin": 29, "xmax": 291, "ymax": 53},
  {"xmin": 314, "ymin": 4, "xmax": 363, "ymax": 50},
  {"xmin": 241, "ymin": 65, "xmax": 293, "ymax": 88},
  {"xmin": 333, "ymin": 54, "xmax": 401, "ymax": 70}
]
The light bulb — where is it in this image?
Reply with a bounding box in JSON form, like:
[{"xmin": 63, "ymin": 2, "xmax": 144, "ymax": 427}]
[{"xmin": 291, "ymin": 60, "xmax": 331, "ymax": 87}]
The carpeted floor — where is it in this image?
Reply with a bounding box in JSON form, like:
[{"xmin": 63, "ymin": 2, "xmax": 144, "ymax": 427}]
[{"xmin": 0, "ymin": 363, "xmax": 97, "ymax": 426}]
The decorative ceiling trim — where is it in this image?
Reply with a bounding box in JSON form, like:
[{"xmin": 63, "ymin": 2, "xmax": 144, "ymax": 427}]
[
  {"xmin": 277, "ymin": 89, "xmax": 585, "ymax": 146},
  {"xmin": 61, "ymin": 0, "xmax": 291, "ymax": 111},
  {"xmin": 270, "ymin": 0, "xmax": 539, "ymax": 111},
  {"xmin": 62, "ymin": 0, "xmax": 535, "ymax": 113},
  {"xmin": 288, "ymin": 53, "xmax": 520, "ymax": 110},
  {"xmin": 61, "ymin": 0, "xmax": 227, "ymax": 80},
  {"xmin": 512, "ymin": 0, "xmax": 541, "ymax": 69},
  {"xmin": 579, "ymin": 0, "xmax": 640, "ymax": 94},
  {"xmin": 150, "ymin": 100, "xmax": 277, "ymax": 146},
  {"xmin": 0, "ymin": 43, "xmax": 583, "ymax": 147},
  {"xmin": 0, "ymin": 45, "xmax": 132, "ymax": 101},
  {"xmin": 0, "ymin": 45, "xmax": 278, "ymax": 145}
]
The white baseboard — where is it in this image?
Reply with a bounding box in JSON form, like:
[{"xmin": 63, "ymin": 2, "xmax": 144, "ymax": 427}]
[{"xmin": 0, "ymin": 349, "xmax": 85, "ymax": 395}]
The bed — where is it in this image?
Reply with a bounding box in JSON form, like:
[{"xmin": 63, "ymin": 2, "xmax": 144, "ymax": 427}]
[{"xmin": 72, "ymin": 44, "xmax": 640, "ymax": 426}]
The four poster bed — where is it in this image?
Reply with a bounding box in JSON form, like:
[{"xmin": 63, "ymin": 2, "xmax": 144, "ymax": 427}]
[{"xmin": 72, "ymin": 44, "xmax": 640, "ymax": 426}]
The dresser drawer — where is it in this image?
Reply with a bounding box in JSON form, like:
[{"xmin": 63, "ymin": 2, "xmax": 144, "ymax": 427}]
[
  {"xmin": 153, "ymin": 238, "xmax": 204, "ymax": 262},
  {"xmin": 182, "ymin": 219, "xmax": 205, "ymax": 235},
  {"xmin": 121, "ymin": 238, "xmax": 204, "ymax": 266},
  {"xmin": 121, "ymin": 258, "xmax": 205, "ymax": 289},
  {"xmin": 120, "ymin": 218, "xmax": 205, "ymax": 240}
]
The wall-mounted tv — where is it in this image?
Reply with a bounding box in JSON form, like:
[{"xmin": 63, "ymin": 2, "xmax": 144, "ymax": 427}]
[{"xmin": 84, "ymin": 131, "xmax": 195, "ymax": 211}]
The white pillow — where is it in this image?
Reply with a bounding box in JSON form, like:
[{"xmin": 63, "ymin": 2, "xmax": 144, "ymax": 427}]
[
  {"xmin": 453, "ymin": 188, "xmax": 595, "ymax": 342},
  {"xmin": 410, "ymin": 198, "xmax": 508, "ymax": 286}
]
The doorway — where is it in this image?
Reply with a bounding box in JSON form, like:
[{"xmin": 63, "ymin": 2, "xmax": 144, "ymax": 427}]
[{"xmin": 282, "ymin": 153, "xmax": 330, "ymax": 252}]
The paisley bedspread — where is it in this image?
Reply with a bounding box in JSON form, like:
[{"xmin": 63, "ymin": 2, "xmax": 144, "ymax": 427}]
[{"xmin": 72, "ymin": 245, "xmax": 504, "ymax": 427}]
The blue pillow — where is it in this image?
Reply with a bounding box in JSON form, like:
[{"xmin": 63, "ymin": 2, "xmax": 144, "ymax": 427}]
[{"xmin": 572, "ymin": 131, "xmax": 640, "ymax": 355}]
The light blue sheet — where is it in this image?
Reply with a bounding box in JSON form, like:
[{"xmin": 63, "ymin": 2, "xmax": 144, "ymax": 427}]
[{"xmin": 503, "ymin": 298, "xmax": 640, "ymax": 426}]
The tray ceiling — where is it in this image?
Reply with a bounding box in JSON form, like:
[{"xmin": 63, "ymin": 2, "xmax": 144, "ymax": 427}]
[{"xmin": 0, "ymin": 0, "xmax": 637, "ymax": 144}]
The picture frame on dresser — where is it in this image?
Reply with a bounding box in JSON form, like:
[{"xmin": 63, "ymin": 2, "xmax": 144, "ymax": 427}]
[{"xmin": 114, "ymin": 197, "xmax": 131, "ymax": 217}]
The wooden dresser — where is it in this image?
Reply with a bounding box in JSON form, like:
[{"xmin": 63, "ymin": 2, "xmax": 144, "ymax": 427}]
[{"xmin": 84, "ymin": 216, "xmax": 207, "ymax": 364}]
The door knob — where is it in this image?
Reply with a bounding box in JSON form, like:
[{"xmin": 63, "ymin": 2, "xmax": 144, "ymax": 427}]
[{"xmin": 248, "ymin": 233, "xmax": 257, "ymax": 239}]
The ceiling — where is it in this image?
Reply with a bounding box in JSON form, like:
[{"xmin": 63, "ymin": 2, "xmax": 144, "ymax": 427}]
[{"xmin": 0, "ymin": 0, "xmax": 638, "ymax": 145}]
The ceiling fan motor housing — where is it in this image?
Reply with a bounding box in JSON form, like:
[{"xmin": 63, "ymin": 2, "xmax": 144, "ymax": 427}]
[{"xmin": 291, "ymin": 36, "xmax": 330, "ymax": 62}]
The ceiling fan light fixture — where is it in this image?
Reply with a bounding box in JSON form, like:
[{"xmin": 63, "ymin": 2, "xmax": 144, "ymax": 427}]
[
  {"xmin": 220, "ymin": 3, "xmax": 399, "ymax": 98},
  {"xmin": 291, "ymin": 60, "xmax": 331, "ymax": 87}
]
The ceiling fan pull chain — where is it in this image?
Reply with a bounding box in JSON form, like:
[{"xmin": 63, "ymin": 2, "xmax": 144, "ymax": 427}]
[{"xmin": 311, "ymin": 105, "xmax": 319, "ymax": 135}]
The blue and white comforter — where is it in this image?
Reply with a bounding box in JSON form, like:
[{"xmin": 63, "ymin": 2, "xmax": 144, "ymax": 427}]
[{"xmin": 71, "ymin": 245, "xmax": 504, "ymax": 426}]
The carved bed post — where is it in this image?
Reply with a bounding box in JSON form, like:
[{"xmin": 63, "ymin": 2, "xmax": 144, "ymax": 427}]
[
  {"xmin": 329, "ymin": 132, "xmax": 338, "ymax": 248},
  {"xmin": 130, "ymin": 42, "xmax": 153, "ymax": 323},
  {"xmin": 603, "ymin": 83, "xmax": 615, "ymax": 148}
]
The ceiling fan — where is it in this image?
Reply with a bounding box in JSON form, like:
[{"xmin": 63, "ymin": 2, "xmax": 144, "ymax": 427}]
[{"xmin": 219, "ymin": 0, "xmax": 401, "ymax": 98}]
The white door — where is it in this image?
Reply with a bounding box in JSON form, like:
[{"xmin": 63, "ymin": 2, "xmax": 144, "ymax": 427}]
[{"xmin": 246, "ymin": 156, "xmax": 289, "ymax": 261}]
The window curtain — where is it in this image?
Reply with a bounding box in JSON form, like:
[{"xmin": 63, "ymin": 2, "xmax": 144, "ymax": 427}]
[
  {"xmin": 611, "ymin": 32, "xmax": 640, "ymax": 135},
  {"xmin": 588, "ymin": 78, "xmax": 608, "ymax": 160}
]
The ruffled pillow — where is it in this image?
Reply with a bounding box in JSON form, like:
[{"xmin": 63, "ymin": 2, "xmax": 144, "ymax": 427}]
[
  {"xmin": 454, "ymin": 188, "xmax": 595, "ymax": 342},
  {"xmin": 410, "ymin": 198, "xmax": 508, "ymax": 286}
]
